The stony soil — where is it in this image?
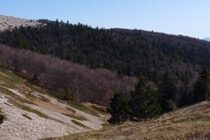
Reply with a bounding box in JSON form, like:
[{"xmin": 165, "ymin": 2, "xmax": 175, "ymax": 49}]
[{"xmin": 0, "ymin": 71, "xmax": 107, "ymax": 140}]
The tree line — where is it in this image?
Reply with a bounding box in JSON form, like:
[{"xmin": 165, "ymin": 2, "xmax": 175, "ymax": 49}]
[
  {"xmin": 108, "ymin": 69, "xmax": 210, "ymax": 124},
  {"xmin": 0, "ymin": 20, "xmax": 207, "ymax": 85},
  {"xmin": 0, "ymin": 45, "xmax": 136, "ymax": 105}
]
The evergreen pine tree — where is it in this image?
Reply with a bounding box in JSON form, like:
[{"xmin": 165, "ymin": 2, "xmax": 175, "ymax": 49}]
[
  {"xmin": 129, "ymin": 76, "xmax": 161, "ymax": 121},
  {"xmin": 108, "ymin": 92, "xmax": 129, "ymax": 124},
  {"xmin": 193, "ymin": 68, "xmax": 209, "ymax": 103},
  {"xmin": 158, "ymin": 73, "xmax": 177, "ymax": 112}
]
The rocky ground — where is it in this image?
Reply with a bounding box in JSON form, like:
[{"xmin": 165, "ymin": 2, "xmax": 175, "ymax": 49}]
[{"xmin": 0, "ymin": 70, "xmax": 107, "ymax": 140}]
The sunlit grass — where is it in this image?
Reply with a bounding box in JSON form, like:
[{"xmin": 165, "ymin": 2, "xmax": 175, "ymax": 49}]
[
  {"xmin": 52, "ymin": 102, "xmax": 210, "ymax": 140},
  {"xmin": 71, "ymin": 120, "xmax": 87, "ymax": 128}
]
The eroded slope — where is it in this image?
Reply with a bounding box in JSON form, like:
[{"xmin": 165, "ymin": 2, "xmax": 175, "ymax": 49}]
[{"xmin": 0, "ymin": 70, "xmax": 107, "ymax": 140}]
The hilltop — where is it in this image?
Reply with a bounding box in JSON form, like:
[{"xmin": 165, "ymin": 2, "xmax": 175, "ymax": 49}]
[{"xmin": 0, "ymin": 15, "xmax": 41, "ymax": 31}]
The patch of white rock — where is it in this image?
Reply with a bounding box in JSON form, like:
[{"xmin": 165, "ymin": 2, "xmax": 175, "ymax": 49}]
[
  {"xmin": 0, "ymin": 91, "xmax": 105, "ymax": 140},
  {"xmin": 0, "ymin": 15, "xmax": 41, "ymax": 31}
]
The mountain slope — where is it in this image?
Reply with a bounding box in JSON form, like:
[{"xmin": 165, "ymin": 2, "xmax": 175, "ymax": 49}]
[
  {"xmin": 1, "ymin": 17, "xmax": 210, "ymax": 107},
  {"xmin": 53, "ymin": 101, "xmax": 210, "ymax": 140},
  {"xmin": 0, "ymin": 69, "xmax": 108, "ymax": 140},
  {"xmin": 0, "ymin": 20, "xmax": 208, "ymax": 83},
  {"xmin": 0, "ymin": 45, "xmax": 136, "ymax": 105}
]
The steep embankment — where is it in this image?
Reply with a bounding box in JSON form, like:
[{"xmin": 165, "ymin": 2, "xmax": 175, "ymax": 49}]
[
  {"xmin": 54, "ymin": 102, "xmax": 210, "ymax": 140},
  {"xmin": 0, "ymin": 69, "xmax": 108, "ymax": 140}
]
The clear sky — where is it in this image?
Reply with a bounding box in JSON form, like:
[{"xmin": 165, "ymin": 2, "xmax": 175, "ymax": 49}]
[{"xmin": 1, "ymin": 0, "xmax": 210, "ymax": 38}]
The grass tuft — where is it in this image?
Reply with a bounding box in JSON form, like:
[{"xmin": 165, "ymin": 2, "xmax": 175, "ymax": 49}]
[
  {"xmin": 71, "ymin": 119, "xmax": 87, "ymax": 128},
  {"xmin": 22, "ymin": 113, "xmax": 32, "ymax": 120},
  {"xmin": 62, "ymin": 113, "xmax": 87, "ymax": 121}
]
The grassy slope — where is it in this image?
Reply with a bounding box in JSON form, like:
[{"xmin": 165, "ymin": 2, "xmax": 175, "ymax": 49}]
[{"xmin": 53, "ymin": 102, "xmax": 210, "ymax": 140}]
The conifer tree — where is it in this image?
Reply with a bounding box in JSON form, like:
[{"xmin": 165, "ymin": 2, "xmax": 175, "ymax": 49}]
[
  {"xmin": 158, "ymin": 73, "xmax": 177, "ymax": 112},
  {"xmin": 108, "ymin": 92, "xmax": 129, "ymax": 124},
  {"xmin": 129, "ymin": 76, "xmax": 161, "ymax": 120},
  {"xmin": 193, "ymin": 68, "xmax": 209, "ymax": 103}
]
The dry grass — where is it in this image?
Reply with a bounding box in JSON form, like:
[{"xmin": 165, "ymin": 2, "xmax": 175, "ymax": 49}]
[
  {"xmin": 71, "ymin": 120, "xmax": 88, "ymax": 128},
  {"xmin": 53, "ymin": 102, "xmax": 210, "ymax": 140},
  {"xmin": 62, "ymin": 113, "xmax": 86, "ymax": 121},
  {"xmin": 83, "ymin": 103, "xmax": 107, "ymax": 115},
  {"xmin": 22, "ymin": 113, "xmax": 32, "ymax": 120}
]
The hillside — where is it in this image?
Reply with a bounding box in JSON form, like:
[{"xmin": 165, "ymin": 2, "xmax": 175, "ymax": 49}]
[
  {"xmin": 0, "ymin": 20, "xmax": 208, "ymax": 91},
  {"xmin": 0, "ymin": 15, "xmax": 41, "ymax": 31},
  {"xmin": 1, "ymin": 17, "xmax": 210, "ymax": 107},
  {"xmin": 0, "ymin": 14, "xmax": 210, "ymax": 140},
  {"xmin": 0, "ymin": 45, "xmax": 136, "ymax": 105},
  {"xmin": 1, "ymin": 21, "xmax": 209, "ymax": 79},
  {"xmin": 0, "ymin": 69, "xmax": 108, "ymax": 139},
  {"xmin": 50, "ymin": 101, "xmax": 210, "ymax": 140}
]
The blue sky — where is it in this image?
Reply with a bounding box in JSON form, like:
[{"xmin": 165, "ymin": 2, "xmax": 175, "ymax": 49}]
[{"xmin": 1, "ymin": 0, "xmax": 210, "ymax": 38}]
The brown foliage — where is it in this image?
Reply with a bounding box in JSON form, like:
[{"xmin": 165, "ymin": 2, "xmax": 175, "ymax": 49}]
[{"xmin": 0, "ymin": 45, "xmax": 136, "ymax": 105}]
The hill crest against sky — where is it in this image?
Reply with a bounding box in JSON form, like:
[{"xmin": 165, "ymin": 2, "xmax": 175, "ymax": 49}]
[
  {"xmin": 1, "ymin": 0, "xmax": 210, "ymax": 38},
  {"xmin": 204, "ymin": 38, "xmax": 210, "ymax": 42}
]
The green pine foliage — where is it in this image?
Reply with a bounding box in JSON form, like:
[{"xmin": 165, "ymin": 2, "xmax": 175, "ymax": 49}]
[
  {"xmin": 193, "ymin": 68, "xmax": 209, "ymax": 103},
  {"xmin": 2, "ymin": 20, "xmax": 210, "ymax": 109},
  {"xmin": 108, "ymin": 93, "xmax": 129, "ymax": 124},
  {"xmin": 1, "ymin": 20, "xmax": 210, "ymax": 123},
  {"xmin": 158, "ymin": 73, "xmax": 177, "ymax": 112},
  {"xmin": 0, "ymin": 20, "xmax": 206, "ymax": 86},
  {"xmin": 108, "ymin": 77, "xmax": 161, "ymax": 124},
  {"xmin": 129, "ymin": 77, "xmax": 161, "ymax": 120}
]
